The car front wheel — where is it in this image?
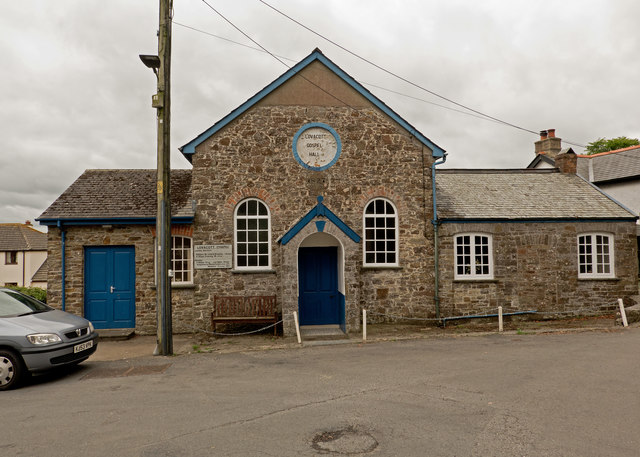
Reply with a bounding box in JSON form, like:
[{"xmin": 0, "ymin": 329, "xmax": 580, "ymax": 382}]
[{"xmin": 0, "ymin": 349, "xmax": 24, "ymax": 391}]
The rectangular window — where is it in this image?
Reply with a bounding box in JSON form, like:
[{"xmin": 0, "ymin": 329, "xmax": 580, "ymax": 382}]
[
  {"xmin": 155, "ymin": 236, "xmax": 193, "ymax": 285},
  {"xmin": 454, "ymin": 234, "xmax": 493, "ymax": 280},
  {"xmin": 5, "ymin": 252, "xmax": 18, "ymax": 265},
  {"xmin": 578, "ymin": 234, "xmax": 614, "ymax": 278},
  {"xmin": 171, "ymin": 236, "xmax": 193, "ymax": 284}
]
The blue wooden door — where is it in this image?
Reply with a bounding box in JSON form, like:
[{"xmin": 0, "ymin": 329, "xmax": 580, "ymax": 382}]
[
  {"xmin": 84, "ymin": 246, "xmax": 135, "ymax": 329},
  {"xmin": 298, "ymin": 247, "xmax": 339, "ymax": 325}
]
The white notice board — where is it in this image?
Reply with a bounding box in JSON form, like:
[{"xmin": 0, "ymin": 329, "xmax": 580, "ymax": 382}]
[{"xmin": 194, "ymin": 245, "xmax": 232, "ymax": 269}]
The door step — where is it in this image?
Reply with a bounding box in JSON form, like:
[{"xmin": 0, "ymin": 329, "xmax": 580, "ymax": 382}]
[
  {"xmin": 97, "ymin": 329, "xmax": 135, "ymax": 340},
  {"xmin": 300, "ymin": 325, "xmax": 349, "ymax": 344}
]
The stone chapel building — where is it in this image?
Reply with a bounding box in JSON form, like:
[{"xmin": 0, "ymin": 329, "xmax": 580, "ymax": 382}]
[{"xmin": 37, "ymin": 49, "xmax": 638, "ymax": 336}]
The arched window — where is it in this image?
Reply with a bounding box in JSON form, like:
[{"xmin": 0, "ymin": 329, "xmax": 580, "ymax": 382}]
[
  {"xmin": 363, "ymin": 198, "xmax": 398, "ymax": 266},
  {"xmin": 234, "ymin": 198, "xmax": 271, "ymax": 269}
]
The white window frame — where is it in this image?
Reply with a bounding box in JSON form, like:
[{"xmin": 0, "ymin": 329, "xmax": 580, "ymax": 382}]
[
  {"xmin": 234, "ymin": 198, "xmax": 271, "ymax": 270},
  {"xmin": 154, "ymin": 236, "xmax": 194, "ymax": 285},
  {"xmin": 363, "ymin": 198, "xmax": 399, "ymax": 267},
  {"xmin": 454, "ymin": 233, "xmax": 494, "ymax": 280},
  {"xmin": 577, "ymin": 233, "xmax": 615, "ymax": 279},
  {"xmin": 171, "ymin": 236, "xmax": 193, "ymax": 285}
]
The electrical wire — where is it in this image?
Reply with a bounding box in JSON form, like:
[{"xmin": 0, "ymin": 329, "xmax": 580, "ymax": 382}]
[
  {"xmin": 191, "ymin": 1, "xmax": 589, "ymax": 150},
  {"xmin": 199, "ymin": 0, "xmax": 434, "ymax": 146},
  {"xmin": 173, "ymin": 21, "xmax": 297, "ymax": 63},
  {"xmin": 257, "ymin": 0, "xmax": 536, "ymax": 132},
  {"xmin": 175, "ymin": 20, "xmax": 501, "ymax": 125},
  {"xmin": 256, "ymin": 0, "xmax": 589, "ymax": 149}
]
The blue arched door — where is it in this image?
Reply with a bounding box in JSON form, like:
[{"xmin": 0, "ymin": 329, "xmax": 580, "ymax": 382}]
[{"xmin": 298, "ymin": 247, "xmax": 339, "ymax": 325}]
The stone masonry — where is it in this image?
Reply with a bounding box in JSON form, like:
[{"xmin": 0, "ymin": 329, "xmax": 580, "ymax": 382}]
[
  {"xmin": 46, "ymin": 225, "xmax": 194, "ymax": 334},
  {"xmin": 438, "ymin": 221, "xmax": 638, "ymax": 316},
  {"xmin": 191, "ymin": 101, "xmax": 437, "ymax": 335}
]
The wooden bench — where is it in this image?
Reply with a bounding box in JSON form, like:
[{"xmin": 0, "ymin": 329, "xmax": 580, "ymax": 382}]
[{"xmin": 211, "ymin": 295, "xmax": 278, "ymax": 336}]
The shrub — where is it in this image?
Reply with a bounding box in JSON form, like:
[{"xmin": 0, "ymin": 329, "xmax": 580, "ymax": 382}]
[{"xmin": 5, "ymin": 285, "xmax": 47, "ymax": 303}]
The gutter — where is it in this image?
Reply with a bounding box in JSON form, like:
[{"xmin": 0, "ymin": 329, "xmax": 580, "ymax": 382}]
[
  {"xmin": 57, "ymin": 221, "xmax": 66, "ymax": 311},
  {"xmin": 431, "ymin": 153, "xmax": 447, "ymax": 320}
]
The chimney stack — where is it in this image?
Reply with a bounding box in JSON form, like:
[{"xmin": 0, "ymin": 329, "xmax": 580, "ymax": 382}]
[
  {"xmin": 555, "ymin": 149, "xmax": 577, "ymax": 174},
  {"xmin": 535, "ymin": 128, "xmax": 562, "ymax": 159}
]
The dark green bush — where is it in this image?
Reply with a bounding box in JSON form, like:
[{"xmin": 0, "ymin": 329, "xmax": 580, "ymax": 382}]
[{"xmin": 5, "ymin": 285, "xmax": 47, "ymax": 303}]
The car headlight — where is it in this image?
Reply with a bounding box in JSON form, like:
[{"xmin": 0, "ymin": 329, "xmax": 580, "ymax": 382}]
[
  {"xmin": 27, "ymin": 333, "xmax": 62, "ymax": 345},
  {"xmin": 88, "ymin": 321, "xmax": 95, "ymax": 333}
]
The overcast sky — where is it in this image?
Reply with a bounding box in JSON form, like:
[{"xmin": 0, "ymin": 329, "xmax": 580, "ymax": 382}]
[{"xmin": 1, "ymin": 0, "xmax": 639, "ymax": 227}]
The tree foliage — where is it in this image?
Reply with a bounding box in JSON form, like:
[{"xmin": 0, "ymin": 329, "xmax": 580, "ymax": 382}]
[{"xmin": 585, "ymin": 136, "xmax": 640, "ymax": 155}]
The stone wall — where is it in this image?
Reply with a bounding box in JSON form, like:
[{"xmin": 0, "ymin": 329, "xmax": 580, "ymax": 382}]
[
  {"xmin": 46, "ymin": 225, "xmax": 195, "ymax": 335},
  {"xmin": 191, "ymin": 104, "xmax": 437, "ymax": 335},
  {"xmin": 438, "ymin": 221, "xmax": 639, "ymax": 317}
]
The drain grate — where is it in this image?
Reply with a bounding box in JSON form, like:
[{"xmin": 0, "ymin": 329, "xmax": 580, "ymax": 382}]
[
  {"xmin": 81, "ymin": 363, "xmax": 171, "ymax": 380},
  {"xmin": 312, "ymin": 426, "xmax": 378, "ymax": 455}
]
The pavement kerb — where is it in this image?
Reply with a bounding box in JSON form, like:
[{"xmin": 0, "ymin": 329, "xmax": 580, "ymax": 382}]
[{"xmin": 91, "ymin": 321, "xmax": 638, "ymax": 362}]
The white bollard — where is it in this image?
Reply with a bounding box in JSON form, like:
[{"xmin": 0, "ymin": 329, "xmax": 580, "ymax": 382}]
[
  {"xmin": 618, "ymin": 298, "xmax": 629, "ymax": 328},
  {"xmin": 293, "ymin": 311, "xmax": 302, "ymax": 344},
  {"xmin": 498, "ymin": 306, "xmax": 503, "ymax": 332},
  {"xmin": 363, "ymin": 309, "xmax": 367, "ymax": 342}
]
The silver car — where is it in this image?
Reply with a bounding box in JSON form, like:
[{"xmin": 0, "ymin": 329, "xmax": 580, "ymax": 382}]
[{"xmin": 0, "ymin": 288, "xmax": 98, "ymax": 390}]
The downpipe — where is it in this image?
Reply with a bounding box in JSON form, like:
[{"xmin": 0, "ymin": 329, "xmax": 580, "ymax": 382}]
[
  {"xmin": 57, "ymin": 220, "xmax": 66, "ymax": 311},
  {"xmin": 431, "ymin": 153, "xmax": 447, "ymax": 320}
]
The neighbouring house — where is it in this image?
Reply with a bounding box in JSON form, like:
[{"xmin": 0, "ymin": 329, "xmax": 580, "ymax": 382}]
[
  {"xmin": 528, "ymin": 131, "xmax": 640, "ymax": 269},
  {"xmin": 0, "ymin": 222, "xmax": 48, "ymax": 288},
  {"xmin": 37, "ymin": 49, "xmax": 639, "ymax": 335}
]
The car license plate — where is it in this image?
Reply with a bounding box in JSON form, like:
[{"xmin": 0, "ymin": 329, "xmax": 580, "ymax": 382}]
[{"xmin": 74, "ymin": 340, "xmax": 93, "ymax": 353}]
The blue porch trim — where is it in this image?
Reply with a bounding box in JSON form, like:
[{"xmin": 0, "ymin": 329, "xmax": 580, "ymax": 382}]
[
  {"xmin": 37, "ymin": 216, "xmax": 194, "ymax": 227},
  {"xmin": 179, "ymin": 49, "xmax": 445, "ymax": 160},
  {"xmin": 279, "ymin": 196, "xmax": 361, "ymax": 246}
]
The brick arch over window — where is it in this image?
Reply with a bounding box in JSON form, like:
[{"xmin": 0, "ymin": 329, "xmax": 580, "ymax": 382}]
[
  {"xmin": 225, "ymin": 188, "xmax": 279, "ymax": 215},
  {"xmin": 358, "ymin": 187, "xmax": 406, "ymax": 215},
  {"xmin": 234, "ymin": 198, "xmax": 271, "ymax": 270},
  {"xmin": 150, "ymin": 224, "xmax": 193, "ymax": 238}
]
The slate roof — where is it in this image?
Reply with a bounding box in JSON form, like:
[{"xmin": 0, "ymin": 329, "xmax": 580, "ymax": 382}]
[
  {"xmin": 37, "ymin": 169, "xmax": 193, "ymax": 224},
  {"xmin": 436, "ymin": 169, "xmax": 636, "ymax": 221},
  {"xmin": 31, "ymin": 258, "xmax": 48, "ymax": 283},
  {"xmin": 0, "ymin": 224, "xmax": 48, "ymax": 251},
  {"xmin": 576, "ymin": 145, "xmax": 640, "ymax": 183}
]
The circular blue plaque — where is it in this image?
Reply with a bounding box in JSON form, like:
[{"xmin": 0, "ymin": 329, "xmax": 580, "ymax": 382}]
[{"xmin": 292, "ymin": 123, "xmax": 342, "ymax": 171}]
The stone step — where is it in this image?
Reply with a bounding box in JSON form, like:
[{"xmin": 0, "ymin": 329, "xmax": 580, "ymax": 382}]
[
  {"xmin": 96, "ymin": 328, "xmax": 135, "ymax": 340},
  {"xmin": 300, "ymin": 325, "xmax": 349, "ymax": 342}
]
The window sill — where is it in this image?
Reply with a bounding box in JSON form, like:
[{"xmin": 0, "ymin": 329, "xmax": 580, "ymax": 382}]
[
  {"xmin": 171, "ymin": 283, "xmax": 196, "ymax": 289},
  {"xmin": 454, "ymin": 278, "xmax": 497, "ymax": 283},
  {"xmin": 361, "ymin": 265, "xmax": 402, "ymax": 271},
  {"xmin": 151, "ymin": 283, "xmax": 195, "ymax": 290},
  {"xmin": 578, "ymin": 277, "xmax": 619, "ymax": 281},
  {"xmin": 231, "ymin": 269, "xmax": 276, "ymax": 274}
]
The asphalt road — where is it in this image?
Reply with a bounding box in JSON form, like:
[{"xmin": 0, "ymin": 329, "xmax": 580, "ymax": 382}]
[{"xmin": 3, "ymin": 328, "xmax": 639, "ymax": 456}]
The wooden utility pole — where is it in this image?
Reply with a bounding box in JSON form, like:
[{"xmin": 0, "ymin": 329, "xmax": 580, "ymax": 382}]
[{"xmin": 156, "ymin": 0, "xmax": 173, "ymax": 355}]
